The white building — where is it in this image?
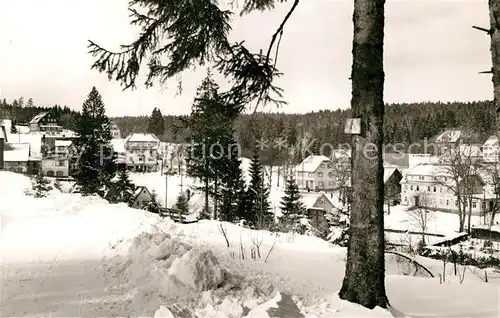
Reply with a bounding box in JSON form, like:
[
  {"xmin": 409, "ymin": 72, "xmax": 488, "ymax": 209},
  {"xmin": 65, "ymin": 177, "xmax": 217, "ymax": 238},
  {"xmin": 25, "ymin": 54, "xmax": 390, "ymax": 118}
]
[
  {"xmin": 41, "ymin": 139, "xmax": 75, "ymax": 177},
  {"xmin": 482, "ymin": 135, "xmax": 499, "ymax": 163},
  {"xmin": 124, "ymin": 133, "xmax": 161, "ymax": 172},
  {"xmin": 110, "ymin": 121, "xmax": 121, "ymax": 139},
  {"xmin": 400, "ymin": 163, "xmax": 495, "ymax": 215},
  {"xmin": 295, "ymin": 153, "xmax": 350, "ymax": 191}
]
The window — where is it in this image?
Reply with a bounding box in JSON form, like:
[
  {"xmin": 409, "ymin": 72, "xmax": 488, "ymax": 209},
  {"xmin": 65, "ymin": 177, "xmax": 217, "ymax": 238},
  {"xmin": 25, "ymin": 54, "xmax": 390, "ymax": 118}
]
[
  {"xmin": 410, "ymin": 185, "xmax": 413, "ymax": 190},
  {"xmin": 416, "ymin": 186, "xmax": 420, "ymax": 191},
  {"xmin": 482, "ymin": 202, "xmax": 486, "ymax": 209},
  {"xmin": 328, "ymin": 172, "xmax": 334, "ymax": 178},
  {"xmin": 327, "ymin": 164, "xmax": 332, "ymax": 169},
  {"xmin": 446, "ymin": 200, "xmax": 449, "ymax": 206},
  {"xmin": 472, "ymin": 201, "xmax": 477, "ymax": 209},
  {"xmin": 318, "ymin": 172, "xmax": 323, "ymax": 177},
  {"xmin": 318, "ymin": 181, "xmax": 324, "ymax": 188},
  {"xmin": 440, "ymin": 187, "xmax": 443, "ymax": 193},
  {"xmin": 404, "ymin": 196, "xmax": 407, "ymax": 202},
  {"xmin": 404, "ymin": 185, "xmax": 407, "ymax": 190},
  {"xmin": 419, "ymin": 176, "xmax": 424, "ymax": 180},
  {"xmin": 308, "ymin": 173, "xmax": 312, "ymax": 177},
  {"xmin": 427, "ymin": 186, "xmax": 430, "ymax": 191},
  {"xmin": 328, "ymin": 181, "xmax": 335, "ymax": 186},
  {"xmin": 433, "ymin": 187, "xmax": 436, "ymax": 192},
  {"xmin": 455, "ymin": 200, "xmax": 458, "ymax": 206}
]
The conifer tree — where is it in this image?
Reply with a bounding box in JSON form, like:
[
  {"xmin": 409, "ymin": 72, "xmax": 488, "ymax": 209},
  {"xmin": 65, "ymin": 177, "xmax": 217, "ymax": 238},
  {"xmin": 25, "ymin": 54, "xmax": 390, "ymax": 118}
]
[
  {"xmin": 73, "ymin": 87, "xmax": 116, "ymax": 196},
  {"xmin": 147, "ymin": 107, "xmax": 165, "ymax": 138},
  {"xmin": 175, "ymin": 193, "xmax": 189, "ymax": 215},
  {"xmin": 218, "ymin": 139, "xmax": 246, "ymax": 223},
  {"xmin": 246, "ymin": 150, "xmax": 272, "ymax": 228},
  {"xmin": 279, "ymin": 176, "xmax": 305, "ymax": 230},
  {"xmin": 185, "ymin": 73, "xmax": 226, "ymax": 219},
  {"xmin": 10, "ymin": 120, "xmax": 17, "ymax": 134},
  {"xmin": 28, "ymin": 173, "xmax": 53, "ymax": 198},
  {"xmin": 108, "ymin": 169, "xmax": 136, "ymax": 205}
]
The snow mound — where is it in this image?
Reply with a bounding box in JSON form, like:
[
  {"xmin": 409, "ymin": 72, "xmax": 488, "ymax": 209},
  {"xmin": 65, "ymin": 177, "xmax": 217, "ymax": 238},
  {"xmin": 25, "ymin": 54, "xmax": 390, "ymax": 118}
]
[
  {"xmin": 107, "ymin": 228, "xmax": 276, "ymax": 317},
  {"xmin": 168, "ymin": 247, "xmax": 226, "ymax": 291}
]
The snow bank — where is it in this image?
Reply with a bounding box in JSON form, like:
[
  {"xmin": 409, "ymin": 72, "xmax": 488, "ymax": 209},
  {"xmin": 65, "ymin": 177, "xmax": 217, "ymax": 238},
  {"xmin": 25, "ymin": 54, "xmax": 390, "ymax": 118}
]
[{"xmin": 106, "ymin": 228, "xmax": 276, "ymax": 317}]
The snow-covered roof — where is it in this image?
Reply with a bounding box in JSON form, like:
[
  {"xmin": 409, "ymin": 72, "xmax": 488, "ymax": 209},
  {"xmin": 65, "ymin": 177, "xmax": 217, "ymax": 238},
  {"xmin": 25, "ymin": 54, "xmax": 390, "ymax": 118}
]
[
  {"xmin": 110, "ymin": 138, "xmax": 126, "ymax": 153},
  {"xmin": 55, "ymin": 140, "xmax": 72, "ymax": 147},
  {"xmin": 405, "ymin": 163, "xmax": 449, "ymax": 177},
  {"xmin": 296, "ymin": 155, "xmax": 331, "ymax": 172},
  {"xmin": 435, "ymin": 129, "xmax": 463, "ymax": 143},
  {"xmin": 29, "ymin": 112, "xmax": 49, "ymax": 124},
  {"xmin": 3, "ymin": 144, "xmax": 30, "ymax": 162},
  {"xmin": 125, "ymin": 133, "xmax": 160, "ymax": 143},
  {"xmin": 483, "ymin": 135, "xmax": 499, "ymax": 148},
  {"xmin": 300, "ymin": 192, "xmax": 333, "ymax": 209}
]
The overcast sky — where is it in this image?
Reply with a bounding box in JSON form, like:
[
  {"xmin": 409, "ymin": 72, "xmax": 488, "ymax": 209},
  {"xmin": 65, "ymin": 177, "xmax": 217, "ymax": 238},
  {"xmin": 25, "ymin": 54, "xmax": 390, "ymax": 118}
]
[{"xmin": 0, "ymin": 0, "xmax": 493, "ymax": 117}]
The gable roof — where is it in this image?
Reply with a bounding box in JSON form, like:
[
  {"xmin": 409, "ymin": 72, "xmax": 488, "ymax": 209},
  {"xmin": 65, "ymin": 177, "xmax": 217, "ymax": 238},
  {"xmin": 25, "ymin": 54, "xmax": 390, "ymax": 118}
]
[
  {"xmin": 29, "ymin": 112, "xmax": 49, "ymax": 124},
  {"xmin": 125, "ymin": 133, "xmax": 160, "ymax": 143},
  {"xmin": 483, "ymin": 135, "xmax": 499, "ymax": 148},
  {"xmin": 3, "ymin": 144, "xmax": 30, "ymax": 162},
  {"xmin": 296, "ymin": 155, "xmax": 331, "ymax": 172},
  {"xmin": 131, "ymin": 186, "xmax": 152, "ymax": 203},
  {"xmin": 300, "ymin": 192, "xmax": 334, "ymax": 209}
]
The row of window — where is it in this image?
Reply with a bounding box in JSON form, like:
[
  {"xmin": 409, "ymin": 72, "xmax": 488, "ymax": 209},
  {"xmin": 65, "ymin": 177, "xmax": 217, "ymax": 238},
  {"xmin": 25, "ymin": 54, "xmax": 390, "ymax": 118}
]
[
  {"xmin": 304, "ymin": 171, "xmax": 345, "ymax": 179},
  {"xmin": 404, "ymin": 184, "xmax": 451, "ymax": 193},
  {"xmin": 403, "ymin": 196, "xmax": 485, "ymax": 209},
  {"xmin": 408, "ymin": 175, "xmax": 448, "ymax": 182}
]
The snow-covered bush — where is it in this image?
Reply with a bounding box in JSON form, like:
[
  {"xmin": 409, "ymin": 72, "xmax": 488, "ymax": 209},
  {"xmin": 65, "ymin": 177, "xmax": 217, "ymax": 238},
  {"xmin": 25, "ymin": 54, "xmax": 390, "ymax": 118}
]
[
  {"xmin": 325, "ymin": 209, "xmax": 349, "ymax": 247},
  {"xmin": 25, "ymin": 173, "xmax": 53, "ymax": 198}
]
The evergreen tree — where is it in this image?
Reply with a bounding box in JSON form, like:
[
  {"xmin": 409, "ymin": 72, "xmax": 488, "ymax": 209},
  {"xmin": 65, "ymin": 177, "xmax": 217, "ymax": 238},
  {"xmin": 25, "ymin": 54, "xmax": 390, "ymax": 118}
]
[
  {"xmin": 246, "ymin": 150, "xmax": 272, "ymax": 228},
  {"xmin": 218, "ymin": 141, "xmax": 246, "ymax": 223},
  {"xmin": 185, "ymin": 73, "xmax": 224, "ymax": 219},
  {"xmin": 73, "ymin": 87, "xmax": 116, "ymax": 196},
  {"xmin": 26, "ymin": 98, "xmax": 34, "ymax": 108},
  {"xmin": 175, "ymin": 193, "xmax": 189, "ymax": 215},
  {"xmin": 28, "ymin": 173, "xmax": 53, "ymax": 198},
  {"xmin": 10, "ymin": 120, "xmax": 17, "ymax": 133},
  {"xmin": 147, "ymin": 107, "xmax": 165, "ymax": 138},
  {"xmin": 279, "ymin": 176, "xmax": 305, "ymax": 231},
  {"xmin": 108, "ymin": 169, "xmax": 136, "ymax": 205}
]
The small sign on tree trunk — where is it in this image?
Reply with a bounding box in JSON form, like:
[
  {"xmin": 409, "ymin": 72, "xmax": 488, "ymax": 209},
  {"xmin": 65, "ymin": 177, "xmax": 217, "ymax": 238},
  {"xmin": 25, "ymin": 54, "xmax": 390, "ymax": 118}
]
[{"xmin": 344, "ymin": 118, "xmax": 361, "ymax": 135}]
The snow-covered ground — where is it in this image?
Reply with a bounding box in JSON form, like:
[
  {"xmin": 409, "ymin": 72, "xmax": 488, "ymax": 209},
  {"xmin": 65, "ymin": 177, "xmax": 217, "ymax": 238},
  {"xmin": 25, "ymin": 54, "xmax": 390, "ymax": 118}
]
[{"xmin": 1, "ymin": 171, "xmax": 499, "ymax": 317}]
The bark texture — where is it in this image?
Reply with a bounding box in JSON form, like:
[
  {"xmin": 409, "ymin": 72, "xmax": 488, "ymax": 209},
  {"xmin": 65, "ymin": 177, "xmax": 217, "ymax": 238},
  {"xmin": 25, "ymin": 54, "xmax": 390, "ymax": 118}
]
[
  {"xmin": 489, "ymin": 0, "xmax": 500, "ymax": 131},
  {"xmin": 338, "ymin": 0, "xmax": 388, "ymax": 309}
]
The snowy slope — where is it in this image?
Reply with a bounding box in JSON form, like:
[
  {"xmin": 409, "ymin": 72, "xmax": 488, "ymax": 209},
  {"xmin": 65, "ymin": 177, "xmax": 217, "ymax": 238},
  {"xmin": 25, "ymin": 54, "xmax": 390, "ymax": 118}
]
[{"xmin": 1, "ymin": 171, "xmax": 499, "ymax": 317}]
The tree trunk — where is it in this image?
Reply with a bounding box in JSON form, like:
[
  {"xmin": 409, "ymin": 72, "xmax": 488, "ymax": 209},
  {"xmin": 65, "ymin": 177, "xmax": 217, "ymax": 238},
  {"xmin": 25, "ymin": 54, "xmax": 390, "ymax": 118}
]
[
  {"xmin": 467, "ymin": 198, "xmax": 473, "ymax": 233},
  {"xmin": 489, "ymin": 0, "xmax": 500, "ymax": 136},
  {"xmin": 386, "ymin": 198, "xmax": 390, "ymax": 215},
  {"xmin": 214, "ymin": 177, "xmax": 218, "ymax": 220},
  {"xmin": 457, "ymin": 197, "xmax": 465, "ymax": 232},
  {"xmin": 338, "ymin": 0, "xmax": 388, "ymax": 309},
  {"xmin": 204, "ymin": 177, "xmax": 210, "ymax": 218}
]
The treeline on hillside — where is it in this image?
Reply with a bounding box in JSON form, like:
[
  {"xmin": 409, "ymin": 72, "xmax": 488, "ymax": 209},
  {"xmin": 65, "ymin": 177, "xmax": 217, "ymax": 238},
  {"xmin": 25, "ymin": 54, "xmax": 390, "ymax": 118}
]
[
  {"xmin": 0, "ymin": 98, "xmax": 79, "ymax": 131},
  {"xmin": 114, "ymin": 101, "xmax": 496, "ymax": 163},
  {"xmin": 2, "ymin": 96, "xmax": 496, "ymax": 164}
]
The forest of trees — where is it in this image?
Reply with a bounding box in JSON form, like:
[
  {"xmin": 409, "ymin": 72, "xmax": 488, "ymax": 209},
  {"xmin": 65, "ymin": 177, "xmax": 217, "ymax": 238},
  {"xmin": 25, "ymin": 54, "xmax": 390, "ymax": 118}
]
[{"xmin": 1, "ymin": 97, "xmax": 497, "ymax": 165}]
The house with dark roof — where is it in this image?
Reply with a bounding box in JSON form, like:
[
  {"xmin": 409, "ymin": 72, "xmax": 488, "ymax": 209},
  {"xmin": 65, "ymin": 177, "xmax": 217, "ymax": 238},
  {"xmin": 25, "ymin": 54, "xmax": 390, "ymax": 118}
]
[
  {"xmin": 130, "ymin": 186, "xmax": 154, "ymax": 209},
  {"xmin": 29, "ymin": 111, "xmax": 62, "ymax": 134},
  {"xmin": 0, "ymin": 123, "xmax": 7, "ymax": 170}
]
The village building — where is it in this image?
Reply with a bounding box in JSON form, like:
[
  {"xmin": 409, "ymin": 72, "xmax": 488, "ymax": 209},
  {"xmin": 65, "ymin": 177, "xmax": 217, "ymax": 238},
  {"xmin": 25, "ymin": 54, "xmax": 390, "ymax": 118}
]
[
  {"xmin": 482, "ymin": 135, "xmax": 499, "ymax": 163},
  {"xmin": 110, "ymin": 121, "xmax": 121, "ymax": 139},
  {"xmin": 400, "ymin": 163, "xmax": 496, "ymax": 216},
  {"xmin": 0, "ymin": 123, "xmax": 7, "ymax": 170},
  {"xmin": 130, "ymin": 186, "xmax": 154, "ymax": 209},
  {"xmin": 124, "ymin": 133, "xmax": 161, "ymax": 172},
  {"xmin": 295, "ymin": 152, "xmax": 350, "ymax": 192},
  {"xmin": 300, "ymin": 192, "xmax": 337, "ymax": 229},
  {"xmin": 29, "ymin": 111, "xmax": 63, "ymax": 134},
  {"xmin": 2, "ymin": 143, "xmax": 40, "ymax": 174}
]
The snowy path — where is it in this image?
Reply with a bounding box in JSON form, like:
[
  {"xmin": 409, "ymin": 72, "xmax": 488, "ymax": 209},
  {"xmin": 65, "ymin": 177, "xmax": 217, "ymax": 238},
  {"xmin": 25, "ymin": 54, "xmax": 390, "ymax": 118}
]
[{"xmin": 1, "ymin": 259, "xmax": 128, "ymax": 317}]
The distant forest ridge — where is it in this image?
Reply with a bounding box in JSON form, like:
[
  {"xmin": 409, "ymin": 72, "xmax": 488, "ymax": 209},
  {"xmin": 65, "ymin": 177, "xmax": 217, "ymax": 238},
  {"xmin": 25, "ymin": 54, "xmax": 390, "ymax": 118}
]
[{"xmin": 1, "ymin": 98, "xmax": 496, "ymax": 162}]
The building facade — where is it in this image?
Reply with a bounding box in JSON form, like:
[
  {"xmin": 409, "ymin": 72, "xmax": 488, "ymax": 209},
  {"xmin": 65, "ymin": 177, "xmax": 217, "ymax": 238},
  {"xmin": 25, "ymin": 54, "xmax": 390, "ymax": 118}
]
[
  {"xmin": 29, "ymin": 112, "xmax": 63, "ymax": 134},
  {"xmin": 124, "ymin": 133, "xmax": 161, "ymax": 172},
  {"xmin": 110, "ymin": 121, "xmax": 121, "ymax": 139},
  {"xmin": 400, "ymin": 163, "xmax": 494, "ymax": 215},
  {"xmin": 483, "ymin": 135, "xmax": 499, "ymax": 163},
  {"xmin": 296, "ymin": 153, "xmax": 350, "ymax": 192}
]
